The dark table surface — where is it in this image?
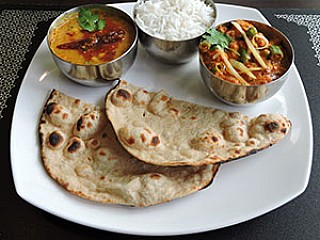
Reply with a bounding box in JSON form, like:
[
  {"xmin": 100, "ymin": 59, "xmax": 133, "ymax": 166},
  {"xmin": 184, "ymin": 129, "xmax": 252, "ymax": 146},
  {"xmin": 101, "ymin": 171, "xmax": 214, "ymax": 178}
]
[
  {"xmin": 1, "ymin": 1, "xmax": 319, "ymax": 239},
  {"xmin": 1, "ymin": 0, "xmax": 320, "ymax": 9}
]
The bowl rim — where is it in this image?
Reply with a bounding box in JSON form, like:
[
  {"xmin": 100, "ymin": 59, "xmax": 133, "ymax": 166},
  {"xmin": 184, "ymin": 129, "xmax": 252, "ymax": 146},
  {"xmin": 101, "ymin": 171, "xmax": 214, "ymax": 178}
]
[
  {"xmin": 132, "ymin": 0, "xmax": 217, "ymax": 42},
  {"xmin": 47, "ymin": 3, "xmax": 138, "ymax": 67},
  {"xmin": 199, "ymin": 19, "xmax": 295, "ymax": 87}
]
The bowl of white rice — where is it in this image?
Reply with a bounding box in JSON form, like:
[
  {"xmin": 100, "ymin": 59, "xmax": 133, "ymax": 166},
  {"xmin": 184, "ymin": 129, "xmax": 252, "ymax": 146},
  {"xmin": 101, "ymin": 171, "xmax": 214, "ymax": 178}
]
[{"xmin": 133, "ymin": 0, "xmax": 216, "ymax": 64}]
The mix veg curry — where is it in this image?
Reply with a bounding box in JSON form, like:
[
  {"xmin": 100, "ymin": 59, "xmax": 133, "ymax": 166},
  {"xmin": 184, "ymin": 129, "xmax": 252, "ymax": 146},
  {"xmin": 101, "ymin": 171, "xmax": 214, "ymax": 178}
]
[
  {"xmin": 199, "ymin": 20, "xmax": 289, "ymax": 86},
  {"xmin": 49, "ymin": 8, "xmax": 134, "ymax": 65}
]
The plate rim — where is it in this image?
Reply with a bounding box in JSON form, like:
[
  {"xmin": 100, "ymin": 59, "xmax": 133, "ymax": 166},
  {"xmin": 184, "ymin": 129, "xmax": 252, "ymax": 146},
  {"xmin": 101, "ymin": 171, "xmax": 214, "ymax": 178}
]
[{"xmin": 10, "ymin": 2, "xmax": 314, "ymax": 236}]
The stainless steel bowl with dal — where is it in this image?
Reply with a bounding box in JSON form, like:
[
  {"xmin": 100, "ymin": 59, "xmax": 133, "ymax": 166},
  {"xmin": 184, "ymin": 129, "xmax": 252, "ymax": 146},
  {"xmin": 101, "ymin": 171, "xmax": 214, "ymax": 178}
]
[{"xmin": 47, "ymin": 4, "xmax": 138, "ymax": 87}]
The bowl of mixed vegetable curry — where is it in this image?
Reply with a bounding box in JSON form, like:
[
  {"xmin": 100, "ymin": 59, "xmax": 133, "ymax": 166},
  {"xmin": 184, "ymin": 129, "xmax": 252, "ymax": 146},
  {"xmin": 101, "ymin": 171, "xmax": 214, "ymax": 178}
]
[{"xmin": 199, "ymin": 19, "xmax": 294, "ymax": 105}]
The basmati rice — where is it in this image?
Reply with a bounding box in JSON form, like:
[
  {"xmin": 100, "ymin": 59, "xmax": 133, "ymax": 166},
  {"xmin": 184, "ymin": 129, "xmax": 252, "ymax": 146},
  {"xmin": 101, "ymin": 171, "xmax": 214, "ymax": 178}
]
[{"xmin": 134, "ymin": 0, "xmax": 215, "ymax": 41}]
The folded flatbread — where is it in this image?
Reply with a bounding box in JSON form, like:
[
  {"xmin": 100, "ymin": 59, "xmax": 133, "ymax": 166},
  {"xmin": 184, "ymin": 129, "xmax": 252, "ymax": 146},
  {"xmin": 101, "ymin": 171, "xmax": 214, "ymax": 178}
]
[
  {"xmin": 106, "ymin": 80, "xmax": 291, "ymax": 166},
  {"xmin": 39, "ymin": 90, "xmax": 219, "ymax": 207}
]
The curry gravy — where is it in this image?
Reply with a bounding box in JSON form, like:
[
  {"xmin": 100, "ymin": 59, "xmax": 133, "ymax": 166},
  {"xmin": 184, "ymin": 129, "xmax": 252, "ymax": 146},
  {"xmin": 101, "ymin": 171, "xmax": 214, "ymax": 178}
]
[{"xmin": 49, "ymin": 9, "xmax": 135, "ymax": 65}]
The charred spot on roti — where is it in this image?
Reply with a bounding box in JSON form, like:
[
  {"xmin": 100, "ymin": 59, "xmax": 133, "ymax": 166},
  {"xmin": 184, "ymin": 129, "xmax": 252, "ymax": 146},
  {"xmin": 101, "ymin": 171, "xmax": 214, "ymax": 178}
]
[
  {"xmin": 111, "ymin": 88, "xmax": 132, "ymax": 107},
  {"xmin": 211, "ymin": 136, "xmax": 218, "ymax": 142},
  {"xmin": 46, "ymin": 102, "xmax": 57, "ymax": 115},
  {"xmin": 169, "ymin": 108, "xmax": 179, "ymax": 117},
  {"xmin": 39, "ymin": 132, "xmax": 44, "ymax": 145},
  {"xmin": 190, "ymin": 131, "xmax": 225, "ymax": 151},
  {"xmin": 144, "ymin": 128, "xmax": 152, "ymax": 134},
  {"xmin": 74, "ymin": 99, "xmax": 81, "ymax": 105},
  {"xmin": 264, "ymin": 121, "xmax": 279, "ymax": 132},
  {"xmin": 119, "ymin": 127, "xmax": 161, "ymax": 149},
  {"xmin": 209, "ymin": 155, "xmax": 222, "ymax": 162},
  {"xmin": 91, "ymin": 139, "xmax": 98, "ymax": 145},
  {"xmin": 150, "ymin": 173, "xmax": 161, "ymax": 180},
  {"xmin": 264, "ymin": 121, "xmax": 289, "ymax": 136},
  {"xmin": 68, "ymin": 140, "xmax": 81, "ymax": 152},
  {"xmin": 98, "ymin": 149, "xmax": 107, "ymax": 157},
  {"xmin": 86, "ymin": 138, "xmax": 100, "ymax": 149},
  {"xmin": 45, "ymin": 102, "xmax": 72, "ymax": 127},
  {"xmin": 151, "ymin": 136, "xmax": 160, "ymax": 146},
  {"xmin": 64, "ymin": 136, "xmax": 85, "ymax": 159},
  {"xmin": 140, "ymin": 133, "xmax": 146, "ymax": 143},
  {"xmin": 76, "ymin": 116, "xmax": 83, "ymax": 131},
  {"xmin": 48, "ymin": 130, "xmax": 65, "ymax": 149},
  {"xmin": 160, "ymin": 94, "xmax": 169, "ymax": 101},
  {"xmin": 228, "ymin": 112, "xmax": 246, "ymax": 120},
  {"xmin": 117, "ymin": 89, "xmax": 131, "ymax": 100},
  {"xmin": 127, "ymin": 137, "xmax": 135, "ymax": 145},
  {"xmin": 228, "ymin": 146, "xmax": 243, "ymax": 156},
  {"xmin": 73, "ymin": 111, "xmax": 103, "ymax": 140},
  {"xmin": 248, "ymin": 149, "xmax": 258, "ymax": 155},
  {"xmin": 249, "ymin": 114, "xmax": 291, "ymax": 142},
  {"xmin": 94, "ymin": 147, "xmax": 113, "ymax": 162},
  {"xmin": 246, "ymin": 138, "xmax": 259, "ymax": 146},
  {"xmin": 223, "ymin": 126, "xmax": 248, "ymax": 143},
  {"xmin": 58, "ymin": 178, "xmax": 70, "ymax": 189}
]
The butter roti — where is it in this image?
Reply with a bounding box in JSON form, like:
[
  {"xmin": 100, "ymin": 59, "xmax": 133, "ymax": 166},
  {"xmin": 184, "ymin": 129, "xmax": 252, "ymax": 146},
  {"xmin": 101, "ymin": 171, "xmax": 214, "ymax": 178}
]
[
  {"xmin": 106, "ymin": 80, "xmax": 291, "ymax": 166},
  {"xmin": 39, "ymin": 90, "xmax": 219, "ymax": 207}
]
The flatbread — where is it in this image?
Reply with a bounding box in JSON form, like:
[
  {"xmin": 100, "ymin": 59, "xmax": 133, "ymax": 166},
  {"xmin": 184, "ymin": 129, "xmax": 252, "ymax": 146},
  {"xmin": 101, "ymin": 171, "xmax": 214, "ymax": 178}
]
[
  {"xmin": 106, "ymin": 80, "xmax": 291, "ymax": 166},
  {"xmin": 39, "ymin": 90, "xmax": 219, "ymax": 207}
]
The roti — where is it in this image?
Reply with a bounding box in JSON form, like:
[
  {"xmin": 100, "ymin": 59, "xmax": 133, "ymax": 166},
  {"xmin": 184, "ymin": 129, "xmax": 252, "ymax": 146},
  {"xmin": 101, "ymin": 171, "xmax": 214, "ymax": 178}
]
[
  {"xmin": 105, "ymin": 80, "xmax": 291, "ymax": 166},
  {"xmin": 39, "ymin": 90, "xmax": 219, "ymax": 207}
]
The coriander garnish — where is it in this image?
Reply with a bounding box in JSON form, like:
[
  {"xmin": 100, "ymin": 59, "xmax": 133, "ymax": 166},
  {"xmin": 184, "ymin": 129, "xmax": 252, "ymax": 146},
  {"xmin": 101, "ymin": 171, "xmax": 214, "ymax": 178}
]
[
  {"xmin": 78, "ymin": 8, "xmax": 106, "ymax": 32},
  {"xmin": 202, "ymin": 28, "xmax": 233, "ymax": 50}
]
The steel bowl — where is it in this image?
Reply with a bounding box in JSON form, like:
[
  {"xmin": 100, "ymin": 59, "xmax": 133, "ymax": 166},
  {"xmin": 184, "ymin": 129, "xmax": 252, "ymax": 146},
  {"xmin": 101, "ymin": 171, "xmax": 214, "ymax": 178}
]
[
  {"xmin": 133, "ymin": 0, "xmax": 216, "ymax": 64},
  {"xmin": 199, "ymin": 20, "xmax": 294, "ymax": 106},
  {"xmin": 47, "ymin": 4, "xmax": 138, "ymax": 87}
]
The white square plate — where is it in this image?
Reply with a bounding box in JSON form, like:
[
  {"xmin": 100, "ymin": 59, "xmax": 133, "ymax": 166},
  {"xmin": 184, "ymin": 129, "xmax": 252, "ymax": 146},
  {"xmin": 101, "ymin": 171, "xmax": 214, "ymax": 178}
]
[{"xmin": 10, "ymin": 3, "xmax": 313, "ymax": 236}]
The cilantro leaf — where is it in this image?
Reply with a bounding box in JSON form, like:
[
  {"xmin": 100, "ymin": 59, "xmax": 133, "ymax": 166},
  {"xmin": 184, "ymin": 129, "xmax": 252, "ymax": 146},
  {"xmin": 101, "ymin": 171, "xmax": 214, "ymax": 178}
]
[
  {"xmin": 78, "ymin": 8, "xmax": 106, "ymax": 32},
  {"xmin": 96, "ymin": 19, "xmax": 106, "ymax": 31},
  {"xmin": 202, "ymin": 29, "xmax": 233, "ymax": 50}
]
